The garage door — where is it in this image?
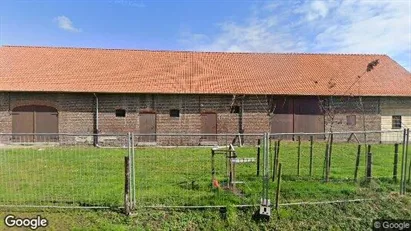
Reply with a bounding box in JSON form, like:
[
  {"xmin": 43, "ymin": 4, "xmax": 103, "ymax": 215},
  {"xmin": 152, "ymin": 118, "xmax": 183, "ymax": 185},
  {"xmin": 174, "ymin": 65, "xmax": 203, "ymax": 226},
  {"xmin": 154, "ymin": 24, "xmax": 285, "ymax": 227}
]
[{"xmin": 12, "ymin": 105, "xmax": 59, "ymax": 142}]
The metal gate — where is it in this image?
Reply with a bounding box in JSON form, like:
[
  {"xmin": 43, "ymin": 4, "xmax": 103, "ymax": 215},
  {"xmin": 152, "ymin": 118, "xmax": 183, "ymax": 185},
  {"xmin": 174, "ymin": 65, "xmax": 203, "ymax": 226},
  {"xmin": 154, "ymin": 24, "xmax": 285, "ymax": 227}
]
[
  {"xmin": 129, "ymin": 133, "xmax": 265, "ymax": 211},
  {"xmin": 0, "ymin": 133, "xmax": 127, "ymax": 210}
]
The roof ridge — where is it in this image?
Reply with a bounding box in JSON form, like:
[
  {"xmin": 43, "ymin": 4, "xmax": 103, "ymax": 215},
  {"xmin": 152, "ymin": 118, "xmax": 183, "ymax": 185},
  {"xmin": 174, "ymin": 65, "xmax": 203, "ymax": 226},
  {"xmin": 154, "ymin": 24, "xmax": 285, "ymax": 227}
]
[{"xmin": 0, "ymin": 45, "xmax": 388, "ymax": 56}]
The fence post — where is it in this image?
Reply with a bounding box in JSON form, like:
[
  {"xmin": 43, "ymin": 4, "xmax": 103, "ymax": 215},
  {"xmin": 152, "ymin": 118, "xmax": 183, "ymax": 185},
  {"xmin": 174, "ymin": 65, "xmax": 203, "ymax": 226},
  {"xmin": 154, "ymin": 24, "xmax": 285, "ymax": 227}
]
[
  {"xmin": 256, "ymin": 139, "xmax": 261, "ymax": 177},
  {"xmin": 275, "ymin": 163, "xmax": 282, "ymax": 211},
  {"xmin": 297, "ymin": 136, "xmax": 301, "ymax": 176},
  {"xmin": 124, "ymin": 156, "xmax": 131, "ymax": 216},
  {"xmin": 259, "ymin": 133, "xmax": 271, "ymax": 219},
  {"xmin": 274, "ymin": 140, "xmax": 280, "ymax": 181},
  {"xmin": 354, "ymin": 145, "xmax": 361, "ymax": 182},
  {"xmin": 309, "ymin": 136, "xmax": 313, "ymax": 176},
  {"xmin": 405, "ymin": 129, "xmax": 410, "ymax": 185},
  {"xmin": 328, "ymin": 133, "xmax": 334, "ymax": 171},
  {"xmin": 211, "ymin": 149, "xmax": 216, "ymax": 188},
  {"xmin": 272, "ymin": 140, "xmax": 278, "ymax": 181},
  {"xmin": 366, "ymin": 145, "xmax": 372, "ymax": 182},
  {"xmin": 324, "ymin": 143, "xmax": 330, "ymax": 182},
  {"xmin": 400, "ymin": 129, "xmax": 407, "ymax": 195},
  {"xmin": 131, "ymin": 133, "xmax": 136, "ymax": 210},
  {"xmin": 393, "ymin": 143, "xmax": 399, "ymax": 183},
  {"xmin": 404, "ymin": 129, "xmax": 409, "ymax": 191}
]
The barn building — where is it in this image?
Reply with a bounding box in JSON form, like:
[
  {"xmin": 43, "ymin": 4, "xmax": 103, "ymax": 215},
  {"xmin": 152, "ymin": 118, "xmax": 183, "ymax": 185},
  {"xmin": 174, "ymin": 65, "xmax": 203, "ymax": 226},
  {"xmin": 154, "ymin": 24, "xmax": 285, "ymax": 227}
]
[{"xmin": 0, "ymin": 46, "xmax": 410, "ymax": 145}]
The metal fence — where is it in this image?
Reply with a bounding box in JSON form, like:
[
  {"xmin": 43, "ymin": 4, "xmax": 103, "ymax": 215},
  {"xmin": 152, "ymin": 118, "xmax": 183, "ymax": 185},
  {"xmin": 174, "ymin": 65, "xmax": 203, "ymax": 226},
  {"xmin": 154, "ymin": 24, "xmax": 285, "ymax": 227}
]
[
  {"xmin": 0, "ymin": 130, "xmax": 409, "ymax": 218},
  {"xmin": 131, "ymin": 133, "xmax": 263, "ymax": 209},
  {"xmin": 0, "ymin": 133, "xmax": 128, "ymax": 209},
  {"xmin": 269, "ymin": 130, "xmax": 406, "ymax": 181},
  {"xmin": 267, "ymin": 129, "xmax": 410, "ymax": 210}
]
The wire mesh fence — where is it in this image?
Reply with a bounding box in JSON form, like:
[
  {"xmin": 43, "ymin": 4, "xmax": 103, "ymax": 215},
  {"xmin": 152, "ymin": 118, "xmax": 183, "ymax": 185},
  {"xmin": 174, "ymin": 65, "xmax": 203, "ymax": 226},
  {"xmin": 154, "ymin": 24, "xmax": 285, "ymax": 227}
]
[
  {"xmin": 0, "ymin": 130, "xmax": 409, "ymax": 213},
  {"xmin": 269, "ymin": 130, "xmax": 405, "ymax": 181},
  {"xmin": 268, "ymin": 129, "xmax": 410, "ymax": 206},
  {"xmin": 0, "ymin": 133, "xmax": 127, "ymax": 209},
  {"xmin": 132, "ymin": 133, "xmax": 263, "ymax": 208}
]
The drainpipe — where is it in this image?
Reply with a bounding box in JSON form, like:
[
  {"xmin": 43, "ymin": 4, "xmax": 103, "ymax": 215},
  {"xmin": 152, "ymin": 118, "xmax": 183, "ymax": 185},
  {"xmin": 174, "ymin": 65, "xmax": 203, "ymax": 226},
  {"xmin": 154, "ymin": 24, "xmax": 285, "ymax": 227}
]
[
  {"xmin": 239, "ymin": 95, "xmax": 244, "ymax": 145},
  {"xmin": 8, "ymin": 92, "xmax": 11, "ymax": 112},
  {"xmin": 93, "ymin": 93, "xmax": 99, "ymax": 147}
]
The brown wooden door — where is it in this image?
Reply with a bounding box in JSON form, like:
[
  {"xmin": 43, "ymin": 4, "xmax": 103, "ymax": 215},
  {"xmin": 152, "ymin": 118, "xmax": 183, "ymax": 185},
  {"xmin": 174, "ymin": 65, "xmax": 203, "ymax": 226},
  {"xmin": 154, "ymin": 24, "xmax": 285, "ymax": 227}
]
[
  {"xmin": 12, "ymin": 111, "xmax": 34, "ymax": 142},
  {"xmin": 270, "ymin": 114, "xmax": 294, "ymax": 139},
  {"xmin": 12, "ymin": 105, "xmax": 59, "ymax": 142},
  {"xmin": 293, "ymin": 97, "xmax": 325, "ymax": 139},
  {"xmin": 201, "ymin": 113, "xmax": 217, "ymax": 141},
  {"xmin": 139, "ymin": 113, "xmax": 156, "ymax": 142},
  {"xmin": 35, "ymin": 111, "xmax": 59, "ymax": 142},
  {"xmin": 270, "ymin": 97, "xmax": 293, "ymax": 139}
]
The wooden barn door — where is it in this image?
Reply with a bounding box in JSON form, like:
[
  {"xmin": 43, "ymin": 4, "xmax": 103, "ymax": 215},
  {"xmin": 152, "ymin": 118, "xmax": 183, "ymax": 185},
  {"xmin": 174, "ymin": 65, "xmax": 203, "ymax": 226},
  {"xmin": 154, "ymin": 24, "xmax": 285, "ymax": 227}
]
[
  {"xmin": 35, "ymin": 106, "xmax": 59, "ymax": 142},
  {"xmin": 12, "ymin": 106, "xmax": 35, "ymax": 142},
  {"xmin": 270, "ymin": 97, "xmax": 293, "ymax": 139},
  {"xmin": 201, "ymin": 112, "xmax": 217, "ymax": 141},
  {"xmin": 12, "ymin": 105, "xmax": 58, "ymax": 142},
  {"xmin": 293, "ymin": 97, "xmax": 325, "ymax": 139},
  {"xmin": 139, "ymin": 112, "xmax": 156, "ymax": 142}
]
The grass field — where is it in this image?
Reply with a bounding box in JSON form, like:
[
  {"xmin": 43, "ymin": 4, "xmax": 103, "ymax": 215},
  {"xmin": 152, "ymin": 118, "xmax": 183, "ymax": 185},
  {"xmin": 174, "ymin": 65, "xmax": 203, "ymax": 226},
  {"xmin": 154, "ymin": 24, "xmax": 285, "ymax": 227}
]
[
  {"xmin": 0, "ymin": 140, "xmax": 409, "ymax": 210},
  {"xmin": 0, "ymin": 192, "xmax": 410, "ymax": 230}
]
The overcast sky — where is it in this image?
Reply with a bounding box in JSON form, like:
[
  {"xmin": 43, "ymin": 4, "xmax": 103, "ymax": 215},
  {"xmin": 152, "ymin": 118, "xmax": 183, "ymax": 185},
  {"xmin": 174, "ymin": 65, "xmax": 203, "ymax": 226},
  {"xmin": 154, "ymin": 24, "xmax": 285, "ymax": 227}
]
[{"xmin": 1, "ymin": 0, "xmax": 410, "ymax": 71}]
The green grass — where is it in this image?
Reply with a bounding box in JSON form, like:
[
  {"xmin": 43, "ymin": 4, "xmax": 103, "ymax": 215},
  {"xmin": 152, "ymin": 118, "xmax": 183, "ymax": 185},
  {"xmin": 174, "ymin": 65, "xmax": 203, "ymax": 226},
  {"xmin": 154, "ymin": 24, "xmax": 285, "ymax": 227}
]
[
  {"xmin": 0, "ymin": 194, "xmax": 410, "ymax": 230},
  {"xmin": 0, "ymin": 141, "xmax": 409, "ymax": 209},
  {"xmin": 0, "ymin": 147, "xmax": 124, "ymax": 207},
  {"xmin": 0, "ymin": 141, "xmax": 410, "ymax": 230}
]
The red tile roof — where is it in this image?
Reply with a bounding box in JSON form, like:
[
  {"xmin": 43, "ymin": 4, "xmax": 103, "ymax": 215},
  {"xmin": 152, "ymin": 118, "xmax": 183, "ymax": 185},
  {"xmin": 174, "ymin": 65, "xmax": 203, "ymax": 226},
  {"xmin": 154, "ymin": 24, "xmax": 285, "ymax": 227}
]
[{"xmin": 1, "ymin": 45, "xmax": 410, "ymax": 96}]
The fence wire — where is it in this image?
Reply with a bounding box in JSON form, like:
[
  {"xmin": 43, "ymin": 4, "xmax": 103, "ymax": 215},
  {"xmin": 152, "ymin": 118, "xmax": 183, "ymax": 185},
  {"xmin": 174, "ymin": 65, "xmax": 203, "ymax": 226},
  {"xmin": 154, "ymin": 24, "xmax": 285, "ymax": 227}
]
[
  {"xmin": 0, "ymin": 130, "xmax": 409, "ymax": 212},
  {"xmin": 132, "ymin": 133, "xmax": 263, "ymax": 208},
  {"xmin": 269, "ymin": 129, "xmax": 410, "ymax": 205},
  {"xmin": 0, "ymin": 133, "xmax": 127, "ymax": 209}
]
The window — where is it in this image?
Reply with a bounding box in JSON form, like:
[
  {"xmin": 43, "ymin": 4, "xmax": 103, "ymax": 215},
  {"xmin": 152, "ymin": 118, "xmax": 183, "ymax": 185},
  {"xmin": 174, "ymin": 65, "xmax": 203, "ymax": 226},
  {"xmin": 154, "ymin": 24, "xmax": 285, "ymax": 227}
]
[
  {"xmin": 169, "ymin": 109, "xmax": 180, "ymax": 117},
  {"xmin": 392, "ymin": 115, "xmax": 402, "ymax": 129},
  {"xmin": 115, "ymin": 109, "xmax": 126, "ymax": 117},
  {"xmin": 230, "ymin": 106, "xmax": 240, "ymax": 113},
  {"xmin": 346, "ymin": 115, "xmax": 356, "ymax": 126}
]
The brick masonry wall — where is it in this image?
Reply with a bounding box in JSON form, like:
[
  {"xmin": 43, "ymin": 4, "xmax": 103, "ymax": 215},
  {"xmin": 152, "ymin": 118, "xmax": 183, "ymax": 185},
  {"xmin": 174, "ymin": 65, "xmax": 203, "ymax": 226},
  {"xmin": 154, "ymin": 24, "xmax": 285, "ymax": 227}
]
[
  {"xmin": 324, "ymin": 97, "xmax": 381, "ymax": 143},
  {"xmin": 0, "ymin": 92, "xmax": 95, "ymax": 144},
  {"xmin": 0, "ymin": 93, "xmax": 11, "ymax": 134},
  {"xmin": 7, "ymin": 92, "xmax": 95, "ymax": 134},
  {"xmin": 98, "ymin": 94, "xmax": 139, "ymax": 134},
  {"xmin": 242, "ymin": 96, "xmax": 270, "ymax": 145},
  {"xmin": 0, "ymin": 93, "xmax": 12, "ymax": 143},
  {"xmin": 2, "ymin": 93, "xmax": 401, "ymax": 145},
  {"xmin": 91, "ymin": 93, "xmax": 268, "ymax": 146}
]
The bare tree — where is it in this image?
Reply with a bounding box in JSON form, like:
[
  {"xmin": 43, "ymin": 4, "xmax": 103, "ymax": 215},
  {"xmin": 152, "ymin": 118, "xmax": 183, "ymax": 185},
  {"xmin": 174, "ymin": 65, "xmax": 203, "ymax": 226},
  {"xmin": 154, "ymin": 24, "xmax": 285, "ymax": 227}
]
[{"xmin": 317, "ymin": 59, "xmax": 380, "ymax": 179}]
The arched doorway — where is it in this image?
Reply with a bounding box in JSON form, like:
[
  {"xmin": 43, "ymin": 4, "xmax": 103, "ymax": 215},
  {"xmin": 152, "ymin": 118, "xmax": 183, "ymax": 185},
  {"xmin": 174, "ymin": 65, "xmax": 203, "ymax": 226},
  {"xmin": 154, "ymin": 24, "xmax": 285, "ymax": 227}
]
[{"xmin": 12, "ymin": 105, "xmax": 59, "ymax": 142}]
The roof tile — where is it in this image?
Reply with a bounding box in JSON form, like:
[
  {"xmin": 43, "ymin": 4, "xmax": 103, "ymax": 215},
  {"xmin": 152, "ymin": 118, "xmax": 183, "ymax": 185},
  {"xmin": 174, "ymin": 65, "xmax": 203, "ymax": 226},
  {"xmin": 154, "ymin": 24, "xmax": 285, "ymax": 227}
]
[{"xmin": 0, "ymin": 46, "xmax": 410, "ymax": 96}]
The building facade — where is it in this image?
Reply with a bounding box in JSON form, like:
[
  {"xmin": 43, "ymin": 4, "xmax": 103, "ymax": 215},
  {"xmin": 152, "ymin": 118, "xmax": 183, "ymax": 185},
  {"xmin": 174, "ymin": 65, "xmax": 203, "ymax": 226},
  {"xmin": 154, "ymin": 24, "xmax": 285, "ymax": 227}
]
[
  {"xmin": 1, "ymin": 45, "xmax": 410, "ymax": 145},
  {"xmin": 1, "ymin": 92, "xmax": 410, "ymax": 145}
]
